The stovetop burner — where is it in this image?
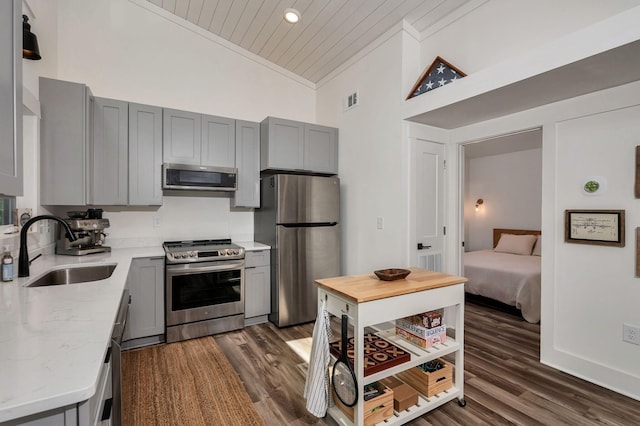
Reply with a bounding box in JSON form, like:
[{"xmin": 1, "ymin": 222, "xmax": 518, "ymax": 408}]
[{"xmin": 163, "ymin": 239, "xmax": 244, "ymax": 263}]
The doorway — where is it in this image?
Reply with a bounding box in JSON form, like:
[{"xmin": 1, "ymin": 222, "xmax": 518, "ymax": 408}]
[{"xmin": 460, "ymin": 128, "xmax": 542, "ymax": 323}]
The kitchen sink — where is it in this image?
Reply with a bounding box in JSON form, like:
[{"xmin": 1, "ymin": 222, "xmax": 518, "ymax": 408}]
[{"xmin": 28, "ymin": 264, "xmax": 117, "ymax": 287}]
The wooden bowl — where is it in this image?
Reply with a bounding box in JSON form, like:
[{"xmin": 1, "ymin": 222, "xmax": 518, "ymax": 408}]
[{"xmin": 374, "ymin": 268, "xmax": 411, "ymax": 281}]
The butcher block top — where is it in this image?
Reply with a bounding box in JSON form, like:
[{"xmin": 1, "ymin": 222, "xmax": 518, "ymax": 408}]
[{"xmin": 315, "ymin": 267, "xmax": 467, "ymax": 303}]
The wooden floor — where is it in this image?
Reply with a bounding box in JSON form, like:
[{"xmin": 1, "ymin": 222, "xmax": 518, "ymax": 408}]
[{"xmin": 213, "ymin": 302, "xmax": 640, "ymax": 425}]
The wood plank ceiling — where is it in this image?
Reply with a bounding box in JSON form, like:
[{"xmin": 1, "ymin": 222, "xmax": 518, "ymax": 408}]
[{"xmin": 146, "ymin": 0, "xmax": 475, "ymax": 83}]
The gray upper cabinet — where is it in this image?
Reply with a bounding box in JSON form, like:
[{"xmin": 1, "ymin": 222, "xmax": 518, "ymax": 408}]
[
  {"xmin": 129, "ymin": 103, "xmax": 163, "ymax": 206},
  {"xmin": 304, "ymin": 123, "xmax": 338, "ymax": 175},
  {"xmin": 260, "ymin": 117, "xmax": 304, "ymax": 171},
  {"xmin": 260, "ymin": 117, "xmax": 338, "ymax": 175},
  {"xmin": 91, "ymin": 97, "xmax": 128, "ymax": 205},
  {"xmin": 40, "ymin": 77, "xmax": 93, "ymax": 206},
  {"xmin": 162, "ymin": 108, "xmax": 201, "ymax": 165},
  {"xmin": 41, "ymin": 77, "xmax": 163, "ymax": 206},
  {"xmin": 0, "ymin": 0, "xmax": 22, "ymax": 196},
  {"xmin": 232, "ymin": 120, "xmax": 260, "ymax": 208},
  {"xmin": 163, "ymin": 108, "xmax": 235, "ymax": 167},
  {"xmin": 202, "ymin": 114, "xmax": 235, "ymax": 167}
]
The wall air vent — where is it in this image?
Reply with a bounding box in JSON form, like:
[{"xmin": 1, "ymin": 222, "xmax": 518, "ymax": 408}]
[{"xmin": 343, "ymin": 90, "xmax": 359, "ymax": 111}]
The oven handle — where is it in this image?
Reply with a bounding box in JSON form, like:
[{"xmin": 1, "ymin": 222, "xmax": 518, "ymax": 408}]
[{"xmin": 166, "ymin": 261, "xmax": 244, "ymax": 274}]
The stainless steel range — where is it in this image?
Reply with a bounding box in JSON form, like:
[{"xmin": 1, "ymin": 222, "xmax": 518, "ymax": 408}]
[{"xmin": 163, "ymin": 239, "xmax": 245, "ymax": 343}]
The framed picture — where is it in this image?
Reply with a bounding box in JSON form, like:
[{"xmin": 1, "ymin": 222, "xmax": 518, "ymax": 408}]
[{"xmin": 565, "ymin": 209, "xmax": 625, "ymax": 247}]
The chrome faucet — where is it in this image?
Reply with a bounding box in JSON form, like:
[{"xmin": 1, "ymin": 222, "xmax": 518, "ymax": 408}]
[{"xmin": 18, "ymin": 215, "xmax": 78, "ymax": 278}]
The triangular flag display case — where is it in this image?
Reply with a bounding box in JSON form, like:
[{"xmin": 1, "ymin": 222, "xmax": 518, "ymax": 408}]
[{"xmin": 407, "ymin": 56, "xmax": 467, "ymax": 99}]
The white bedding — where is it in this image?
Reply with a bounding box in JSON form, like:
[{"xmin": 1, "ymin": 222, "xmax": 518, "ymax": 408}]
[{"xmin": 463, "ymin": 250, "xmax": 541, "ymax": 323}]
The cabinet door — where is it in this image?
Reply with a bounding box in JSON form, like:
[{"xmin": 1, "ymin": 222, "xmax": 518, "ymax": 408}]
[
  {"xmin": 261, "ymin": 117, "xmax": 304, "ymax": 171},
  {"xmin": 91, "ymin": 97, "xmax": 128, "ymax": 205},
  {"xmin": 163, "ymin": 108, "xmax": 201, "ymax": 165},
  {"xmin": 124, "ymin": 257, "xmax": 165, "ymax": 341},
  {"xmin": 129, "ymin": 103, "xmax": 163, "ymax": 206},
  {"xmin": 245, "ymin": 265, "xmax": 271, "ymax": 318},
  {"xmin": 304, "ymin": 123, "xmax": 338, "ymax": 174},
  {"xmin": 0, "ymin": 0, "xmax": 22, "ymax": 196},
  {"xmin": 40, "ymin": 77, "xmax": 92, "ymax": 206},
  {"xmin": 201, "ymin": 114, "xmax": 235, "ymax": 167},
  {"xmin": 232, "ymin": 120, "xmax": 260, "ymax": 208}
]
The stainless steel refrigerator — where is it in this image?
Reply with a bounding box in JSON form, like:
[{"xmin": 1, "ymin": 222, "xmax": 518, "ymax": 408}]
[{"xmin": 255, "ymin": 174, "xmax": 340, "ymax": 327}]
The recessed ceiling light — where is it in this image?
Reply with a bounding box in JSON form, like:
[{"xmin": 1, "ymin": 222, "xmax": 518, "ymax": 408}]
[{"xmin": 284, "ymin": 8, "xmax": 300, "ymax": 24}]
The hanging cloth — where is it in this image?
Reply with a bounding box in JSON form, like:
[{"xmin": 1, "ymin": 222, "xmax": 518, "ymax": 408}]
[{"xmin": 304, "ymin": 297, "xmax": 333, "ymax": 417}]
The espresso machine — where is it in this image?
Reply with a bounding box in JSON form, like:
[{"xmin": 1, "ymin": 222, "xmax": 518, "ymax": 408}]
[{"xmin": 56, "ymin": 212, "xmax": 111, "ymax": 256}]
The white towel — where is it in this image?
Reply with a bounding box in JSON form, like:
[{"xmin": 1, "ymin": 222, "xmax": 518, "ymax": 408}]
[{"xmin": 304, "ymin": 298, "xmax": 333, "ymax": 417}]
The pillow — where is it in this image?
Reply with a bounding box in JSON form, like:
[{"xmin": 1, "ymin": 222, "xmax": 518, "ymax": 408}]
[
  {"xmin": 532, "ymin": 235, "xmax": 542, "ymax": 256},
  {"xmin": 494, "ymin": 233, "xmax": 537, "ymax": 255}
]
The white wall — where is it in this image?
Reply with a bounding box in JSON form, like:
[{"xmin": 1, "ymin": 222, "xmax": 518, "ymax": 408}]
[
  {"xmin": 448, "ymin": 80, "xmax": 640, "ymax": 399},
  {"xmin": 313, "ymin": 0, "xmax": 640, "ymax": 399},
  {"xmin": 422, "ymin": 1, "xmax": 640, "ymax": 399},
  {"xmin": 22, "ymin": 0, "xmax": 317, "ymax": 247},
  {"xmin": 465, "ymin": 148, "xmax": 542, "ymax": 251},
  {"xmin": 420, "ymin": 0, "xmax": 640, "ymax": 76},
  {"xmin": 316, "ymin": 23, "xmax": 416, "ymax": 274}
]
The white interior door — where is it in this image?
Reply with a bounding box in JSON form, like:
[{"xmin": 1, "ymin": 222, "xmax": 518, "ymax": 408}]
[{"xmin": 415, "ymin": 140, "xmax": 445, "ymax": 271}]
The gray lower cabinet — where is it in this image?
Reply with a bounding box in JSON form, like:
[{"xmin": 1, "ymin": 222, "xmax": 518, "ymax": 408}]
[
  {"xmin": 232, "ymin": 120, "xmax": 260, "ymax": 208},
  {"xmin": 90, "ymin": 97, "xmax": 128, "ymax": 205},
  {"xmin": 163, "ymin": 108, "xmax": 235, "ymax": 167},
  {"xmin": 0, "ymin": 0, "xmax": 22, "ymax": 196},
  {"xmin": 123, "ymin": 257, "xmax": 165, "ymax": 347},
  {"xmin": 260, "ymin": 117, "xmax": 338, "ymax": 175},
  {"xmin": 40, "ymin": 77, "xmax": 93, "ymax": 206},
  {"xmin": 244, "ymin": 250, "xmax": 271, "ymax": 325},
  {"xmin": 129, "ymin": 103, "xmax": 163, "ymax": 206}
]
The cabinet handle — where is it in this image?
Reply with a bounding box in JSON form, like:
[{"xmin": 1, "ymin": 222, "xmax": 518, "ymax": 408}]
[{"xmin": 101, "ymin": 398, "xmax": 112, "ymax": 421}]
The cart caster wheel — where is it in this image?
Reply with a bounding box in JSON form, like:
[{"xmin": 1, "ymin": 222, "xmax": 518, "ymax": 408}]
[{"xmin": 458, "ymin": 398, "xmax": 467, "ymax": 407}]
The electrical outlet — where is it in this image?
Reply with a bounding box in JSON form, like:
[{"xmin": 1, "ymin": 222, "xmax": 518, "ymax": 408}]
[
  {"xmin": 153, "ymin": 216, "xmax": 161, "ymax": 228},
  {"xmin": 623, "ymin": 324, "xmax": 640, "ymax": 345},
  {"xmin": 376, "ymin": 216, "xmax": 384, "ymax": 230}
]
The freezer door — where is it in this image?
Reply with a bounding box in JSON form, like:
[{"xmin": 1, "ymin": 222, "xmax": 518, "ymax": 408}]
[
  {"xmin": 276, "ymin": 174, "xmax": 340, "ymax": 224},
  {"xmin": 272, "ymin": 224, "xmax": 340, "ymax": 327}
]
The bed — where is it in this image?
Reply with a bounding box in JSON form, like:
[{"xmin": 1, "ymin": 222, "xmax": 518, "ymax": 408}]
[{"xmin": 463, "ymin": 229, "xmax": 541, "ymax": 323}]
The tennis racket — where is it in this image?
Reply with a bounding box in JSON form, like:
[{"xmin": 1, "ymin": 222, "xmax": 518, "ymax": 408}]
[{"xmin": 332, "ymin": 314, "xmax": 358, "ymax": 407}]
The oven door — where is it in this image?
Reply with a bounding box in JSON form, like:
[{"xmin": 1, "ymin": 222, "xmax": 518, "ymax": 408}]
[{"xmin": 165, "ymin": 260, "xmax": 244, "ymax": 326}]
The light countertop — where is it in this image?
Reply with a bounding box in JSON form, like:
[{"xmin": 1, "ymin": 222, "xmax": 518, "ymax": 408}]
[
  {"xmin": 0, "ymin": 246, "xmax": 164, "ymax": 423},
  {"xmin": 315, "ymin": 267, "xmax": 467, "ymax": 303},
  {"xmin": 235, "ymin": 241, "xmax": 270, "ymax": 251}
]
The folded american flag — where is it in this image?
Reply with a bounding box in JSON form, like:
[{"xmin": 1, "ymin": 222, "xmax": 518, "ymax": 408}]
[{"xmin": 407, "ymin": 56, "xmax": 466, "ymax": 99}]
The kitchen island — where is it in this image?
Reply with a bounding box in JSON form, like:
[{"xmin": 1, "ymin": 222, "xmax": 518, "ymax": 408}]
[
  {"xmin": 0, "ymin": 246, "xmax": 163, "ymax": 424},
  {"xmin": 315, "ymin": 267, "xmax": 467, "ymax": 426}
]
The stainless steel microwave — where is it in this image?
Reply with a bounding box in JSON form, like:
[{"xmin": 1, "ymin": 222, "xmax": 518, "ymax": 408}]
[{"xmin": 162, "ymin": 163, "xmax": 237, "ymax": 191}]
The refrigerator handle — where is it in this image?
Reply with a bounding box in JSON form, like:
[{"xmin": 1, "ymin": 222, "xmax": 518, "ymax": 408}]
[{"xmin": 280, "ymin": 222, "xmax": 338, "ymax": 228}]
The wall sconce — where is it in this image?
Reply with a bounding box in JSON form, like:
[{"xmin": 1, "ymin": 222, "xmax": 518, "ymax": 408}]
[
  {"xmin": 475, "ymin": 198, "xmax": 484, "ymax": 212},
  {"xmin": 23, "ymin": 15, "xmax": 41, "ymax": 60}
]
